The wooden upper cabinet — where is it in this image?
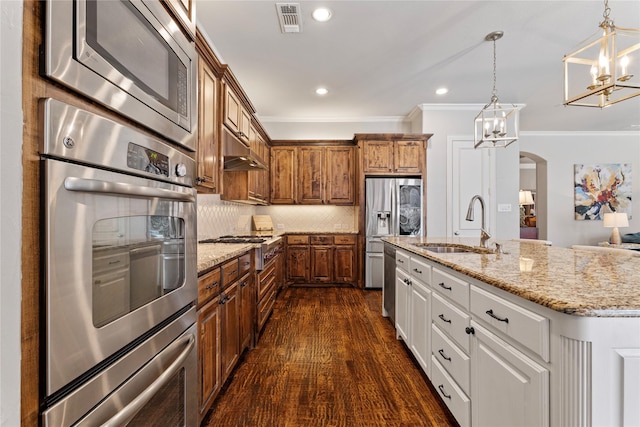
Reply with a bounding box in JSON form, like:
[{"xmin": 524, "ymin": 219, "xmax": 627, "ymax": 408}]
[
  {"xmin": 361, "ymin": 139, "xmax": 426, "ymax": 175},
  {"xmin": 196, "ymin": 57, "xmax": 219, "ymax": 193},
  {"xmin": 394, "ymin": 140, "xmax": 424, "ymax": 174},
  {"xmin": 362, "ymin": 140, "xmax": 394, "ymax": 173},
  {"xmin": 270, "ymin": 147, "xmax": 297, "ymax": 204},
  {"xmin": 298, "ymin": 147, "xmax": 325, "ymax": 204},
  {"xmin": 223, "ymin": 83, "xmax": 250, "ymax": 144},
  {"xmin": 326, "ymin": 147, "xmax": 355, "ymax": 205},
  {"xmin": 271, "ymin": 144, "xmax": 355, "ymax": 205},
  {"xmin": 163, "ymin": 0, "xmax": 196, "ymax": 40}
]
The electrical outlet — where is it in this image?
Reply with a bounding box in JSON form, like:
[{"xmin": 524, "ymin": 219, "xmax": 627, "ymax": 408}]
[
  {"xmin": 277, "ymin": 223, "xmax": 285, "ymax": 229},
  {"xmin": 498, "ymin": 204, "xmax": 512, "ymax": 212}
]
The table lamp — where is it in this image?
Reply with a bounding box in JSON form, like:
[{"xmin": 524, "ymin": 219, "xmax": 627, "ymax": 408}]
[
  {"xmin": 519, "ymin": 190, "xmax": 534, "ymax": 227},
  {"xmin": 603, "ymin": 212, "xmax": 629, "ymax": 245}
]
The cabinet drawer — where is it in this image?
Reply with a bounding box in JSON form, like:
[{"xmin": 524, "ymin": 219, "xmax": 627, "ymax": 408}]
[
  {"xmin": 257, "ymin": 287, "xmax": 276, "ymax": 331},
  {"xmin": 238, "ymin": 252, "xmax": 252, "ymax": 275},
  {"xmin": 257, "ymin": 262, "xmax": 277, "ymax": 301},
  {"xmin": 432, "ymin": 292, "xmax": 470, "ymax": 353},
  {"xmin": 432, "ymin": 324, "xmax": 470, "ymax": 395},
  {"xmin": 396, "ymin": 250, "xmax": 410, "ymax": 273},
  {"xmin": 431, "ymin": 356, "xmax": 471, "ymax": 427},
  {"xmin": 432, "ymin": 267, "xmax": 469, "ymax": 310},
  {"xmin": 334, "ymin": 234, "xmax": 356, "ymax": 245},
  {"xmin": 310, "ymin": 235, "xmax": 332, "ymax": 245},
  {"xmin": 470, "ymin": 285, "xmax": 550, "ymax": 362},
  {"xmin": 287, "ymin": 235, "xmax": 309, "ymax": 245},
  {"xmin": 222, "ymin": 259, "xmax": 239, "ymax": 288},
  {"xmin": 198, "ymin": 267, "xmax": 221, "ymax": 306},
  {"xmin": 409, "ymin": 256, "xmax": 431, "ymax": 285}
]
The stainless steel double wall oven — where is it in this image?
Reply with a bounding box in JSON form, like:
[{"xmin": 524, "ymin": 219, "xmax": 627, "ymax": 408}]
[{"xmin": 40, "ymin": 98, "xmax": 198, "ymax": 425}]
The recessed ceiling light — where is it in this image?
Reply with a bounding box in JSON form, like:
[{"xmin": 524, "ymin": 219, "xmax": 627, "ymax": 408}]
[
  {"xmin": 435, "ymin": 87, "xmax": 449, "ymax": 95},
  {"xmin": 312, "ymin": 8, "xmax": 332, "ymax": 22},
  {"xmin": 315, "ymin": 87, "xmax": 329, "ymax": 95}
]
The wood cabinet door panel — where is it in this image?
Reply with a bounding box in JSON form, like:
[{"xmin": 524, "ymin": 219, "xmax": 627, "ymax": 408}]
[
  {"xmin": 198, "ymin": 296, "xmax": 220, "ymax": 419},
  {"xmin": 224, "ymin": 85, "xmax": 241, "ymax": 133},
  {"xmin": 271, "ymin": 147, "xmax": 296, "ymax": 204},
  {"xmin": 239, "ymin": 273, "xmax": 253, "ymax": 352},
  {"xmin": 298, "ymin": 147, "xmax": 325, "ymax": 204},
  {"xmin": 326, "ymin": 147, "xmax": 355, "ymax": 204},
  {"xmin": 334, "ymin": 245, "xmax": 355, "ymax": 283},
  {"xmin": 287, "ymin": 245, "xmax": 310, "ymax": 282},
  {"xmin": 196, "ymin": 58, "xmax": 218, "ymax": 192},
  {"xmin": 363, "ymin": 141, "xmax": 394, "ymax": 173},
  {"xmin": 311, "ymin": 246, "xmax": 333, "ymax": 282},
  {"xmin": 394, "ymin": 140, "xmax": 423, "ymax": 173},
  {"xmin": 220, "ymin": 281, "xmax": 239, "ymax": 382}
]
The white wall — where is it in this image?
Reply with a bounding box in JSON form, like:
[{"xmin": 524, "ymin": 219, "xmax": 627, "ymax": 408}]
[
  {"xmin": 519, "ymin": 132, "xmax": 640, "ymax": 248},
  {"xmin": 410, "ymin": 105, "xmax": 520, "ymax": 240},
  {"xmin": 260, "ymin": 117, "xmax": 409, "ymax": 140},
  {"xmin": 0, "ymin": 2, "xmax": 23, "ymax": 426}
]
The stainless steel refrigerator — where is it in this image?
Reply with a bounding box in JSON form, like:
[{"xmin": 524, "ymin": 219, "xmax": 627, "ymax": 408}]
[{"xmin": 365, "ymin": 178, "xmax": 423, "ymax": 291}]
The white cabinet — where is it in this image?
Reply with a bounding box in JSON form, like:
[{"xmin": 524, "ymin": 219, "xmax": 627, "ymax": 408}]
[
  {"xmin": 395, "ymin": 249, "xmax": 432, "ymax": 375},
  {"xmin": 409, "ymin": 276, "xmax": 431, "ymax": 374},
  {"xmin": 395, "ymin": 268, "xmax": 410, "ymax": 342},
  {"xmin": 469, "ymin": 320, "xmax": 549, "ymax": 427}
]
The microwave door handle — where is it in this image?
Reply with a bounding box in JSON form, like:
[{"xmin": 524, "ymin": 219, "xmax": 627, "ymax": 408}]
[
  {"xmin": 64, "ymin": 177, "xmax": 196, "ymax": 203},
  {"xmin": 100, "ymin": 333, "xmax": 196, "ymax": 427}
]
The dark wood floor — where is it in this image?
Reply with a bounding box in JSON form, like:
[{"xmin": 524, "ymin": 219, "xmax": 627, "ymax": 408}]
[{"xmin": 202, "ymin": 287, "xmax": 459, "ymax": 427}]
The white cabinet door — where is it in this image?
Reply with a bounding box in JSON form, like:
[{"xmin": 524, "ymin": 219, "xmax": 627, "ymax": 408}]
[
  {"xmin": 395, "ymin": 268, "xmax": 410, "ymax": 341},
  {"xmin": 409, "ymin": 279, "xmax": 431, "ymax": 375},
  {"xmin": 470, "ymin": 320, "xmax": 549, "ymax": 427}
]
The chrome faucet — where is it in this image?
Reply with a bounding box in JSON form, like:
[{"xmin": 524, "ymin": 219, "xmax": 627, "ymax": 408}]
[{"xmin": 465, "ymin": 195, "xmax": 491, "ymax": 249}]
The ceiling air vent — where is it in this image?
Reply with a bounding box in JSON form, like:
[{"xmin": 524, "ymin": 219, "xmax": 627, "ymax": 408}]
[{"xmin": 276, "ymin": 3, "xmax": 302, "ymax": 33}]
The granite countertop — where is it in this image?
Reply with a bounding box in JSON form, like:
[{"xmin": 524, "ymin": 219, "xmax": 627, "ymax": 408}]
[
  {"xmin": 285, "ymin": 230, "xmax": 358, "ymax": 235},
  {"xmin": 197, "ymin": 243, "xmax": 257, "ymax": 275},
  {"xmin": 383, "ymin": 237, "xmax": 640, "ymax": 318}
]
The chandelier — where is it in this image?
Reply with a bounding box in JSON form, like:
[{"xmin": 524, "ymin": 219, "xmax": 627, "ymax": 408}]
[
  {"xmin": 563, "ymin": 0, "xmax": 640, "ymax": 108},
  {"xmin": 474, "ymin": 31, "xmax": 519, "ymax": 149}
]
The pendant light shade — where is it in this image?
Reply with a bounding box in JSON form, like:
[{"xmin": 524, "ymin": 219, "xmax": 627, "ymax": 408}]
[
  {"xmin": 563, "ymin": 0, "xmax": 640, "ymax": 108},
  {"xmin": 474, "ymin": 31, "xmax": 520, "ymax": 149}
]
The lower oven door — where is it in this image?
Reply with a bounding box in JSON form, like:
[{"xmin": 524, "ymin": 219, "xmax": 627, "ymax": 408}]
[
  {"xmin": 42, "ymin": 308, "xmax": 198, "ymax": 426},
  {"xmin": 44, "ymin": 158, "xmax": 197, "ymax": 396}
]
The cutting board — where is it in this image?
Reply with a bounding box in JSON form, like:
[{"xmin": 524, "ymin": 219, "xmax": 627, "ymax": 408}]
[{"xmin": 252, "ymin": 215, "xmax": 274, "ymax": 231}]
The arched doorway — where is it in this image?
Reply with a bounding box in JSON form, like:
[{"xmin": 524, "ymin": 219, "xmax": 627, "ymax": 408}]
[{"xmin": 520, "ymin": 152, "xmax": 549, "ymax": 241}]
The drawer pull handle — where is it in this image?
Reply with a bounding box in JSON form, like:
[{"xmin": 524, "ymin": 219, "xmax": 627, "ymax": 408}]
[
  {"xmin": 438, "ymin": 314, "xmax": 451, "ymax": 324},
  {"xmin": 398, "ymin": 259, "xmax": 404, "ymax": 264},
  {"xmin": 486, "ymin": 309, "xmax": 509, "ymax": 323},
  {"xmin": 438, "ymin": 282, "xmax": 452, "ymax": 291},
  {"xmin": 413, "ymin": 268, "xmax": 422, "ymax": 274},
  {"xmin": 438, "ymin": 384, "xmax": 451, "ymax": 399},
  {"xmin": 438, "ymin": 349, "xmax": 451, "ymax": 362}
]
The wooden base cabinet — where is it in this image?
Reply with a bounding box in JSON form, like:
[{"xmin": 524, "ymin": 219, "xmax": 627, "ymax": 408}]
[
  {"xmin": 198, "ymin": 296, "xmax": 220, "ymax": 421},
  {"xmin": 238, "ymin": 272, "xmax": 254, "ymax": 353},
  {"xmin": 286, "ymin": 234, "xmax": 357, "ymax": 286}
]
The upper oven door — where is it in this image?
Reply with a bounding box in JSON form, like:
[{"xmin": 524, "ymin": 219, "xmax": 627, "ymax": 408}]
[
  {"xmin": 44, "ymin": 159, "xmax": 197, "ymax": 396},
  {"xmin": 44, "ymin": 0, "xmax": 197, "ymax": 151}
]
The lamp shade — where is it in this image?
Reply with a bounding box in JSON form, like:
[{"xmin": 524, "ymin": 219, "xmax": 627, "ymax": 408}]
[
  {"xmin": 519, "ymin": 190, "xmax": 534, "ymax": 205},
  {"xmin": 603, "ymin": 212, "xmax": 629, "ymax": 228}
]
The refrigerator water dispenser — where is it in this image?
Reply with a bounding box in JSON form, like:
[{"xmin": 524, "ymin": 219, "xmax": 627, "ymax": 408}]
[{"xmin": 376, "ymin": 211, "xmax": 390, "ymax": 235}]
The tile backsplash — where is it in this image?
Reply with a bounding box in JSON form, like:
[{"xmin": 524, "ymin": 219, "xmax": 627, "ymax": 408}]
[{"xmin": 197, "ymin": 194, "xmax": 357, "ymax": 239}]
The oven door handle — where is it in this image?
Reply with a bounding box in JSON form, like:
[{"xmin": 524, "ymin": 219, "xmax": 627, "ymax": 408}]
[
  {"xmin": 64, "ymin": 177, "xmax": 196, "ymax": 202},
  {"xmin": 100, "ymin": 332, "xmax": 196, "ymax": 427}
]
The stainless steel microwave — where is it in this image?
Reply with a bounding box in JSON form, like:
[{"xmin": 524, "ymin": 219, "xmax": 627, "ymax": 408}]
[{"xmin": 43, "ymin": 0, "xmax": 197, "ymax": 151}]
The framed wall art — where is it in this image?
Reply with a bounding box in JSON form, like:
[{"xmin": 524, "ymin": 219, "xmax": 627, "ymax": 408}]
[{"xmin": 574, "ymin": 163, "xmax": 632, "ymax": 220}]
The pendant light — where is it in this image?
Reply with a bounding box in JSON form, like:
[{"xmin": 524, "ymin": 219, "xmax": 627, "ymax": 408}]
[
  {"xmin": 563, "ymin": 0, "xmax": 640, "ymax": 108},
  {"xmin": 474, "ymin": 31, "xmax": 519, "ymax": 149}
]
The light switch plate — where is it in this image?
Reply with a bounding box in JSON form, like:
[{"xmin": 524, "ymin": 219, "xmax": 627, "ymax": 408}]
[{"xmin": 498, "ymin": 204, "xmax": 512, "ymax": 212}]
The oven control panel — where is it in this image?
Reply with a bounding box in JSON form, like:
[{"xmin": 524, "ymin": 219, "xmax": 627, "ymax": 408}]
[{"xmin": 127, "ymin": 142, "xmax": 170, "ymax": 177}]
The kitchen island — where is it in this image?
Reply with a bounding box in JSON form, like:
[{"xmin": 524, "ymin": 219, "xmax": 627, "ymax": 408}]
[{"xmin": 383, "ymin": 237, "xmax": 640, "ymax": 427}]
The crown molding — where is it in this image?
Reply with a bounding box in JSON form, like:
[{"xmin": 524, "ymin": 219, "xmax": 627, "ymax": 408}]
[{"xmin": 257, "ymin": 115, "xmax": 407, "ymax": 123}]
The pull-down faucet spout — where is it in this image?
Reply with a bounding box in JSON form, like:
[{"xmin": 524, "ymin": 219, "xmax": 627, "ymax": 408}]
[{"xmin": 466, "ymin": 195, "xmax": 491, "ymax": 249}]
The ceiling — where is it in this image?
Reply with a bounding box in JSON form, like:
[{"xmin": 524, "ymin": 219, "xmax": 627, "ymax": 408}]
[{"xmin": 196, "ymin": 1, "xmax": 640, "ymax": 133}]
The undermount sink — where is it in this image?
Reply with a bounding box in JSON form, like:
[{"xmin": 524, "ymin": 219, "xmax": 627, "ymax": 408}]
[{"xmin": 411, "ymin": 243, "xmax": 494, "ymax": 254}]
